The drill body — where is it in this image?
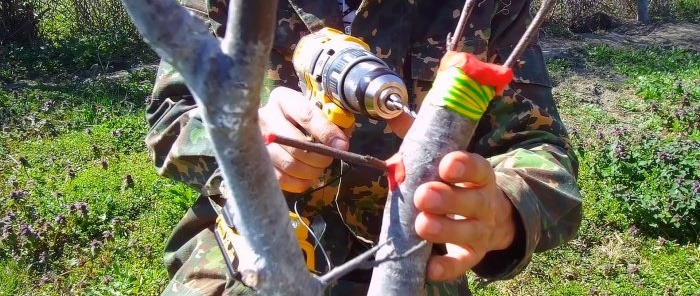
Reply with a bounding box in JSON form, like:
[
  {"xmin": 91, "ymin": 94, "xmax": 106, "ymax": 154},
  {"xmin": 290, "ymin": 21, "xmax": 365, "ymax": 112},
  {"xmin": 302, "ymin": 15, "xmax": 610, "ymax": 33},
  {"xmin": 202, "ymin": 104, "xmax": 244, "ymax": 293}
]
[{"xmin": 293, "ymin": 27, "xmax": 410, "ymax": 129}]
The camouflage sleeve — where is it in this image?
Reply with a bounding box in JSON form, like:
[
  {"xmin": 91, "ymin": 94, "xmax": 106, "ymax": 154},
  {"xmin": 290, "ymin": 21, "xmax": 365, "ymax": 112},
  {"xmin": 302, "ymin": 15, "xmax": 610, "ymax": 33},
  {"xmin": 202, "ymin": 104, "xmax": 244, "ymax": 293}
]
[
  {"xmin": 144, "ymin": 0, "xmax": 229, "ymax": 196},
  {"xmin": 145, "ymin": 59, "xmax": 224, "ymax": 196},
  {"xmin": 144, "ymin": 0, "xmax": 302, "ymax": 195},
  {"xmin": 467, "ymin": 0, "xmax": 582, "ymax": 281}
]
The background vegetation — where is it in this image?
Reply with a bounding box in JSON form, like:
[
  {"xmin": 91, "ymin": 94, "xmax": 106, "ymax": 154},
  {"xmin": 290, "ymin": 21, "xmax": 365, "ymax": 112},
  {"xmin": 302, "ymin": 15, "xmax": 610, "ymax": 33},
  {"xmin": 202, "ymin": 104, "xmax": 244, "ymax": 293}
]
[
  {"xmin": 1, "ymin": 0, "xmax": 699, "ymax": 294},
  {"xmin": 479, "ymin": 43, "xmax": 700, "ymax": 296}
]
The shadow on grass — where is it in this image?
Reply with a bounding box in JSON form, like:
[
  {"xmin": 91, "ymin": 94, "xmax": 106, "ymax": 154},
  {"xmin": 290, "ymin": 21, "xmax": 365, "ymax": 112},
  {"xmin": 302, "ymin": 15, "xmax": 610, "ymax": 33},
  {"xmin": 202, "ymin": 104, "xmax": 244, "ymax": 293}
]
[{"xmin": 0, "ymin": 32, "xmax": 158, "ymax": 83}]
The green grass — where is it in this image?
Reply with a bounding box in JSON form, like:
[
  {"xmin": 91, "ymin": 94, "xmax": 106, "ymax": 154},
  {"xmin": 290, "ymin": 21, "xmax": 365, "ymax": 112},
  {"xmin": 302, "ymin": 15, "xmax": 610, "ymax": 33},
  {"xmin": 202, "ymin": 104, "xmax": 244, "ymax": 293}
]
[
  {"xmin": 477, "ymin": 43, "xmax": 700, "ymax": 295},
  {"xmin": 1, "ymin": 42, "xmax": 197, "ymax": 294},
  {"xmin": 0, "ymin": 32, "xmax": 155, "ymax": 82},
  {"xmin": 576, "ymin": 45, "xmax": 700, "ymax": 240}
]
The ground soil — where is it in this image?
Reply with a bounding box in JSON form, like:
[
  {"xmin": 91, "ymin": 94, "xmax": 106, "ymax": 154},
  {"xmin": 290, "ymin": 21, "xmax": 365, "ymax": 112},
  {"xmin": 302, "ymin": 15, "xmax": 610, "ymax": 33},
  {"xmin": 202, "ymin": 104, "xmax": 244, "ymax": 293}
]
[
  {"xmin": 538, "ymin": 22, "xmax": 700, "ymax": 125},
  {"xmin": 541, "ymin": 22, "xmax": 700, "ymax": 58}
]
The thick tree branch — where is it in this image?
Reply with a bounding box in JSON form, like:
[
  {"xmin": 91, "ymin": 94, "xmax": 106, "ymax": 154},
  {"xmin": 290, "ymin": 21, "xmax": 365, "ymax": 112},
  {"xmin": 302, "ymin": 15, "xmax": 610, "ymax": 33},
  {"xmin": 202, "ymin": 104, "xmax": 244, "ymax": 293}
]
[
  {"xmin": 120, "ymin": 0, "xmax": 323, "ymax": 294},
  {"xmin": 368, "ymin": 104, "xmax": 478, "ymax": 295}
]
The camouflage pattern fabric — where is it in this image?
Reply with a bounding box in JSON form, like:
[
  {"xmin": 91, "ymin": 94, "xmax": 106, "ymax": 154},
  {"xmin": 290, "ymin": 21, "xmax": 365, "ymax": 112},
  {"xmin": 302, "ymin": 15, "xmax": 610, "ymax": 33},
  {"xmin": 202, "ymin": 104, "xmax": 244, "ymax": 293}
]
[{"xmin": 145, "ymin": 0, "xmax": 582, "ymax": 295}]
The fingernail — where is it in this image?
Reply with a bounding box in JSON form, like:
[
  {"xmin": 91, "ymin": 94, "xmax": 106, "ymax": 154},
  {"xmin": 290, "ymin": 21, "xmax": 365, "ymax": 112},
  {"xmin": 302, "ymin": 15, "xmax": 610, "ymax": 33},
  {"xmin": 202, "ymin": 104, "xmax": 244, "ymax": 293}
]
[
  {"xmin": 450, "ymin": 162, "xmax": 465, "ymax": 178},
  {"xmin": 429, "ymin": 263, "xmax": 444, "ymax": 279},
  {"xmin": 424, "ymin": 189, "xmax": 441, "ymax": 210},
  {"xmin": 426, "ymin": 220, "xmax": 441, "ymax": 235},
  {"xmin": 331, "ymin": 138, "xmax": 348, "ymax": 150}
]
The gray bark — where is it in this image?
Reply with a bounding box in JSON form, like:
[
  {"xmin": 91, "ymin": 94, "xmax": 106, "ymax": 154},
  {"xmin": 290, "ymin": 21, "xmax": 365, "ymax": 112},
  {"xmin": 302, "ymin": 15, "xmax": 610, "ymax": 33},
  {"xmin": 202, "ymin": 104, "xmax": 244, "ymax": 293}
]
[
  {"xmin": 368, "ymin": 103, "xmax": 478, "ymax": 295},
  {"xmin": 637, "ymin": 0, "xmax": 650, "ymax": 24},
  {"xmin": 119, "ymin": 0, "xmax": 322, "ymax": 294}
]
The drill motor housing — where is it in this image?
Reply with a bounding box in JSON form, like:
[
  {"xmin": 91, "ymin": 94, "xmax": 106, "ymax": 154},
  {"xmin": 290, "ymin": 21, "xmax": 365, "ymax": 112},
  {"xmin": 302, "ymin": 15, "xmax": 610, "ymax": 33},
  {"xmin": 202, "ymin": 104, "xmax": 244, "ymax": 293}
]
[{"xmin": 293, "ymin": 27, "xmax": 408, "ymax": 129}]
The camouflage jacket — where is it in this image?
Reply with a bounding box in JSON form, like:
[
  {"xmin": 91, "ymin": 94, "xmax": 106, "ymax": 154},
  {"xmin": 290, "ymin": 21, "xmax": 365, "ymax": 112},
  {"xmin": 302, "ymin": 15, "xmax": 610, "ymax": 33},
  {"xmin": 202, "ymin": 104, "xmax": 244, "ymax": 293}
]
[{"xmin": 145, "ymin": 0, "xmax": 582, "ymax": 294}]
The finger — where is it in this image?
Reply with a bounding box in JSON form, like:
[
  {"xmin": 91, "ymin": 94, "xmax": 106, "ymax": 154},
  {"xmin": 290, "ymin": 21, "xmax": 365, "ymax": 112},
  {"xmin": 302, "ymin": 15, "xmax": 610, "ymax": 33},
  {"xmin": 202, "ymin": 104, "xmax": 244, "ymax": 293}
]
[
  {"xmin": 386, "ymin": 112, "xmax": 414, "ymax": 138},
  {"xmin": 415, "ymin": 212, "xmax": 485, "ymax": 247},
  {"xmin": 267, "ymin": 143, "xmax": 326, "ymax": 180},
  {"xmin": 413, "ymin": 182, "xmax": 488, "ymax": 217},
  {"xmin": 439, "ymin": 151, "xmax": 493, "ymax": 186},
  {"xmin": 266, "ymin": 120, "xmax": 335, "ymax": 169},
  {"xmin": 425, "ymin": 246, "xmax": 481, "ymax": 281},
  {"xmin": 270, "ymin": 87, "xmax": 349, "ymax": 151},
  {"xmin": 261, "ymin": 95, "xmax": 335, "ymax": 169},
  {"xmin": 274, "ymin": 169, "xmax": 316, "ymax": 193}
]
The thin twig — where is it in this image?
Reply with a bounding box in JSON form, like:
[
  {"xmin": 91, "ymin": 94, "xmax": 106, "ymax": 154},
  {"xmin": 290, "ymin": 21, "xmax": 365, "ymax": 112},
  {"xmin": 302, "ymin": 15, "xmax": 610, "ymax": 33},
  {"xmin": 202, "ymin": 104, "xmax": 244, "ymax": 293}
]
[
  {"xmin": 502, "ymin": 0, "xmax": 557, "ymax": 69},
  {"xmin": 447, "ymin": 0, "xmax": 477, "ymax": 51},
  {"xmin": 265, "ymin": 133, "xmax": 388, "ymax": 171},
  {"xmin": 318, "ymin": 239, "xmax": 392, "ymax": 285},
  {"xmin": 362, "ymin": 240, "xmax": 429, "ymax": 269}
]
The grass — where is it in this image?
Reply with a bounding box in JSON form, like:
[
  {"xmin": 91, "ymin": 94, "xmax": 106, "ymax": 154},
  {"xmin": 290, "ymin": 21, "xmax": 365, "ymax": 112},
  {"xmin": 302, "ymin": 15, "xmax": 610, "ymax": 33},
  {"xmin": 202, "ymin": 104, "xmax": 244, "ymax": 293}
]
[
  {"xmin": 476, "ymin": 43, "xmax": 700, "ymax": 295},
  {"xmin": 0, "ymin": 37, "xmax": 195, "ymax": 294},
  {"xmin": 2, "ymin": 22, "xmax": 700, "ymax": 296}
]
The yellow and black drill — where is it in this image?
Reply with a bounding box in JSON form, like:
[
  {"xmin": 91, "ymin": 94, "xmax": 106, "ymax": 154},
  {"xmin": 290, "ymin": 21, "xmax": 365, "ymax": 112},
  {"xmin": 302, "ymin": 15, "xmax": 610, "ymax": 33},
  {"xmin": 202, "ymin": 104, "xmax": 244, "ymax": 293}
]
[{"xmin": 293, "ymin": 27, "xmax": 413, "ymax": 129}]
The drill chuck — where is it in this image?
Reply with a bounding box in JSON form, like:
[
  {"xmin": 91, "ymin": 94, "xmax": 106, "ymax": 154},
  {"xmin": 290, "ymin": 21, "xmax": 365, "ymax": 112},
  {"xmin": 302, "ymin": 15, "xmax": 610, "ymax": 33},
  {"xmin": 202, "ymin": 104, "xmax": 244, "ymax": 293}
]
[{"xmin": 324, "ymin": 47, "xmax": 408, "ymax": 120}]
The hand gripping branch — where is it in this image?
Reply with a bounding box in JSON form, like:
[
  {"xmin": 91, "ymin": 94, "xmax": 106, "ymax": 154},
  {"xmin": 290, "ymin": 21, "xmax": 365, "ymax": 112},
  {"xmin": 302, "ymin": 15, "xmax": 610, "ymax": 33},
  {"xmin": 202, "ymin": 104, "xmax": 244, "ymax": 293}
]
[{"xmin": 367, "ymin": 0, "xmax": 557, "ymax": 294}]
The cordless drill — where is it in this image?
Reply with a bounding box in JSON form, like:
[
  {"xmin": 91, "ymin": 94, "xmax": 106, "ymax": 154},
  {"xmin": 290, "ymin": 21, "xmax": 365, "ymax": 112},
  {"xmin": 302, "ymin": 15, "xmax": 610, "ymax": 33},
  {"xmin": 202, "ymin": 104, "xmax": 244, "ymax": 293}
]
[{"xmin": 293, "ymin": 27, "xmax": 411, "ymax": 129}]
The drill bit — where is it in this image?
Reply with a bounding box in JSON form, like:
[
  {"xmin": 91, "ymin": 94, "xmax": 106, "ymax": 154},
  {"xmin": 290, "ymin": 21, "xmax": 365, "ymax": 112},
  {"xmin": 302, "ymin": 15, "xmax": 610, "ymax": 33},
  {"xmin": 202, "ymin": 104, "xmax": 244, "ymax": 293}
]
[{"xmin": 386, "ymin": 94, "xmax": 417, "ymax": 118}]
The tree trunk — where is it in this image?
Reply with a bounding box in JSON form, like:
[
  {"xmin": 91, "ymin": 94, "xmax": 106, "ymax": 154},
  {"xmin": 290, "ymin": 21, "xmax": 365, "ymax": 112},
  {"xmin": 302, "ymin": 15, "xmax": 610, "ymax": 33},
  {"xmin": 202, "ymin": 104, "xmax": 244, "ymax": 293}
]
[
  {"xmin": 637, "ymin": 0, "xmax": 650, "ymax": 24},
  {"xmin": 119, "ymin": 0, "xmax": 323, "ymax": 294}
]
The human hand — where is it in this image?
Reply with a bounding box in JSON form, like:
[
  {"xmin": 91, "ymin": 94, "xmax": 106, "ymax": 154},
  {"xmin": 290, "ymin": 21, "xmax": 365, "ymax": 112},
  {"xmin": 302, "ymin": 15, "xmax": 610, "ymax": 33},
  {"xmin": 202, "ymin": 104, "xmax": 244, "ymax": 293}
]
[
  {"xmin": 387, "ymin": 112, "xmax": 414, "ymax": 138},
  {"xmin": 259, "ymin": 87, "xmax": 349, "ymax": 193},
  {"xmin": 413, "ymin": 151, "xmax": 516, "ymax": 281}
]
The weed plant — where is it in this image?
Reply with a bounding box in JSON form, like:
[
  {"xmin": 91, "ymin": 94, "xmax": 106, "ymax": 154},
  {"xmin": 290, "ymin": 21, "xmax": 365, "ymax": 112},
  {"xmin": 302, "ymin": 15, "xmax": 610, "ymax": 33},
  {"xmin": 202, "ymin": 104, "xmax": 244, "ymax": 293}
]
[
  {"xmin": 0, "ymin": 49, "xmax": 193, "ymax": 294},
  {"xmin": 580, "ymin": 46, "xmax": 700, "ymax": 242}
]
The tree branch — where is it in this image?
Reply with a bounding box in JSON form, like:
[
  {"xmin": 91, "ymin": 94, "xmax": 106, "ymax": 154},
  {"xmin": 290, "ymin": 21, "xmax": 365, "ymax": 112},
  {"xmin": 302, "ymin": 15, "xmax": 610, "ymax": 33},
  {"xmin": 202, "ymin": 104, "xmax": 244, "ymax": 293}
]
[
  {"xmin": 368, "ymin": 103, "xmax": 479, "ymax": 295},
  {"xmin": 119, "ymin": 0, "xmax": 323, "ymax": 294}
]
